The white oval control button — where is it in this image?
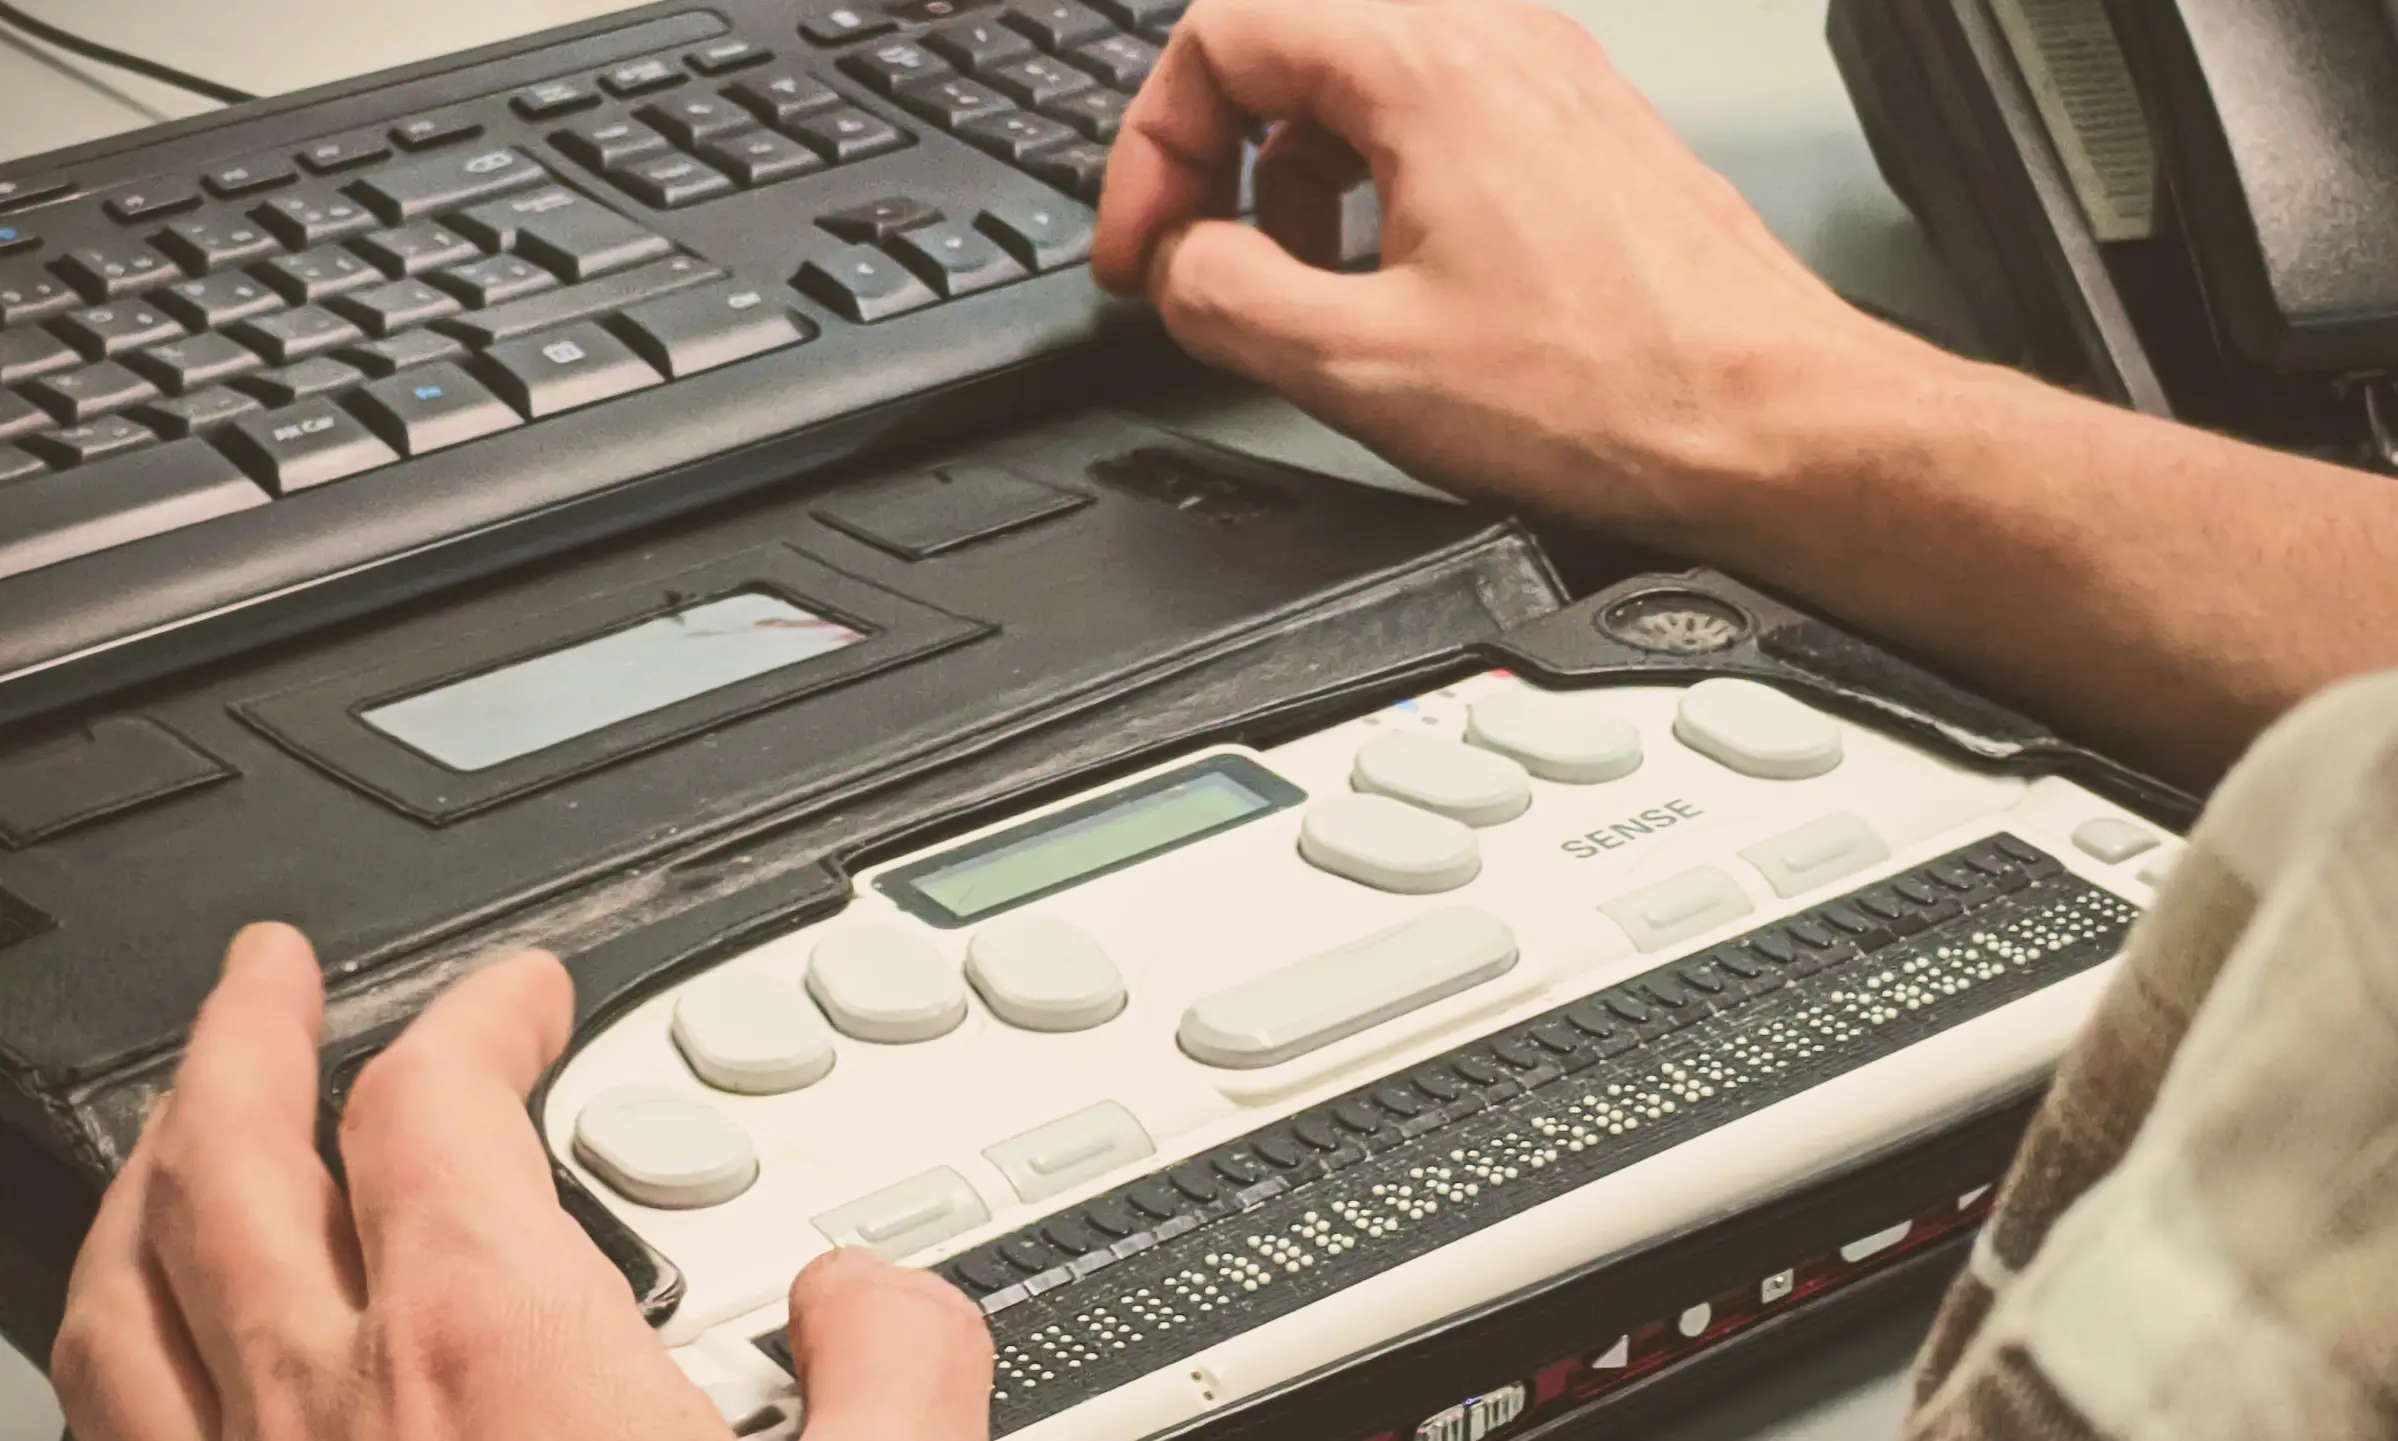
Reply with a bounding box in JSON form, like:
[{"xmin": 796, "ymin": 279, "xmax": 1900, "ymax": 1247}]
[
  {"xmin": 1465, "ymin": 686, "xmax": 1643, "ymax": 783},
  {"xmin": 1299, "ymin": 792, "xmax": 1480, "ymax": 893},
  {"xmin": 1352, "ymin": 731, "xmax": 1532, "ymax": 825},
  {"xmin": 2072, "ymin": 817, "xmax": 2159, "ymax": 864},
  {"xmin": 967, "ymin": 914, "xmax": 1126, "ymax": 1032},
  {"xmin": 1672, "ymin": 678, "xmax": 1842, "ymax": 779},
  {"xmin": 672, "ymin": 970, "xmax": 837, "ymax": 1095},
  {"xmin": 808, "ymin": 925, "xmax": 966, "ymax": 1043},
  {"xmin": 1179, "ymin": 907, "xmax": 1519, "ymax": 1069},
  {"xmin": 573, "ymin": 1085, "xmax": 758, "ymax": 1210}
]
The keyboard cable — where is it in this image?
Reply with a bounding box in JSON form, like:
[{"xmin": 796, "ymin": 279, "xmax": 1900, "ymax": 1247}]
[{"xmin": 0, "ymin": 0, "xmax": 255, "ymax": 105}]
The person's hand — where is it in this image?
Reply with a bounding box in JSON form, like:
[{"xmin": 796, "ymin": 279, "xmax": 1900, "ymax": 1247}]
[
  {"xmin": 50, "ymin": 922, "xmax": 995, "ymax": 1441},
  {"xmin": 1092, "ymin": 0, "xmax": 1928, "ymax": 541}
]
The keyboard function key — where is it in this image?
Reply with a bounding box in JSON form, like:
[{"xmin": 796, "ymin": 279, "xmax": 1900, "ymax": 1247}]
[
  {"xmin": 512, "ymin": 77, "xmax": 600, "ymax": 119},
  {"xmin": 137, "ymin": 386, "xmax": 264, "ymax": 438},
  {"xmin": 54, "ymin": 243, "xmax": 179, "ymax": 300},
  {"xmin": 896, "ymin": 76, "xmax": 1016, "ymax": 130},
  {"xmin": 1599, "ymin": 865, "xmax": 1755, "ymax": 953},
  {"xmin": 55, "ymin": 301, "xmax": 187, "ymax": 360},
  {"xmin": 842, "ymin": 38, "xmax": 954, "ymax": 93},
  {"xmin": 226, "ymin": 306, "xmax": 365, "ymax": 365},
  {"xmin": 25, "ymin": 414, "xmax": 157, "ymax": 468},
  {"xmin": 791, "ymin": 107, "xmax": 910, "ymax": 163},
  {"xmin": 236, "ymin": 357, "xmax": 366, "ymax": 407},
  {"xmin": 1025, "ymin": 138, "xmax": 1109, "ymax": 199},
  {"xmin": 726, "ymin": 71, "xmax": 843, "ymax": 125},
  {"xmin": 1297, "ymin": 791, "xmax": 1480, "ymax": 893},
  {"xmin": 1003, "ymin": 0, "xmax": 1116, "ymax": 50},
  {"xmin": 1071, "ymin": 33, "xmax": 1157, "ymax": 89},
  {"xmin": 886, "ymin": 219, "xmax": 1026, "ymax": 297},
  {"xmin": 390, "ymin": 113, "xmax": 483, "ymax": 151},
  {"xmin": 1464, "ymin": 686, "xmax": 1643, "ymax": 782},
  {"xmin": 806, "ymin": 925, "xmax": 966, "ymax": 1042},
  {"xmin": 1043, "ymin": 86, "xmax": 1126, "ymax": 139},
  {"xmin": 203, "ymin": 156, "xmax": 298, "ymax": 199},
  {"xmin": 571, "ymin": 1085, "xmax": 758, "ymax": 1210},
  {"xmin": 1673, "ymin": 678, "xmax": 1843, "ymax": 779},
  {"xmin": 638, "ymin": 94, "xmax": 758, "ymax": 148},
  {"xmin": 698, "ymin": 129, "xmax": 826, "ymax": 187},
  {"xmin": 665, "ymin": 968, "xmax": 835, "ymax": 1096},
  {"xmin": 257, "ymin": 247, "xmax": 380, "ymax": 304},
  {"xmin": 339, "ymin": 327, "xmax": 469, "ymax": 377},
  {"xmin": 801, "ymin": 6, "xmax": 898, "ymax": 44},
  {"xmin": 601, "ymin": 56, "xmax": 687, "ymax": 98},
  {"xmin": 155, "ymin": 215, "xmax": 280, "ymax": 273},
  {"xmin": 687, "ymin": 38, "xmax": 772, "ymax": 75},
  {"xmin": 22, "ymin": 362, "xmax": 159, "ymax": 423},
  {"xmin": 819, "ymin": 194, "xmax": 943, "ymax": 241},
  {"xmin": 156, "ymin": 274, "xmax": 283, "ymax": 331},
  {"xmin": 347, "ymin": 359, "xmax": 525, "ymax": 450},
  {"xmin": 0, "ymin": 264, "xmax": 76, "ymax": 325},
  {"xmin": 0, "ymin": 439, "xmax": 265, "ymax": 584},
  {"xmin": 0, "ymin": 327, "xmax": 79, "ymax": 384},
  {"xmin": 965, "ymin": 914, "xmax": 1125, "ymax": 1031},
  {"xmin": 796, "ymin": 242, "xmax": 941, "ymax": 322},
  {"xmin": 473, "ymin": 321, "xmax": 661, "ymax": 418},
  {"xmin": 350, "ymin": 147, "xmax": 546, "ymax": 222},
  {"xmin": 924, "ymin": 17, "xmax": 1037, "ymax": 71},
  {"xmin": 353, "ymin": 222, "xmax": 480, "ymax": 277},
  {"xmin": 0, "ymin": 174, "xmax": 72, "ymax": 211},
  {"xmin": 217, "ymin": 398, "xmax": 398, "ymax": 493},
  {"xmin": 1350, "ymin": 731, "xmax": 1532, "ymax": 826},
  {"xmin": 296, "ymin": 132, "xmax": 392, "ymax": 177},
  {"xmin": 613, "ymin": 281, "xmax": 816, "ymax": 376},
  {"xmin": 959, "ymin": 108, "xmax": 1079, "ymax": 162},
  {"xmin": 103, "ymin": 186, "xmax": 200, "ymax": 224},
  {"xmin": 252, "ymin": 188, "xmax": 377, "ymax": 247},
  {"xmin": 432, "ymin": 255, "xmax": 556, "ymax": 309},
  {"xmin": 988, "ymin": 54, "xmax": 1093, "ymax": 106},
  {"xmin": 611, "ymin": 153, "xmax": 737, "ymax": 210}
]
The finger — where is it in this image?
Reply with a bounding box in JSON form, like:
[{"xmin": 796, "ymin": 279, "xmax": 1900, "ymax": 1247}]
[
  {"xmin": 339, "ymin": 949, "xmax": 582, "ymax": 1284},
  {"xmin": 1251, "ymin": 118, "xmax": 1372, "ymax": 271},
  {"xmin": 787, "ymin": 1249, "xmax": 994, "ymax": 1441},
  {"xmin": 1095, "ymin": 0, "xmax": 1422, "ymax": 292},
  {"xmin": 53, "ymin": 1099, "xmax": 219, "ymax": 1441},
  {"xmin": 1147, "ymin": 219, "xmax": 1408, "ymax": 395},
  {"xmin": 143, "ymin": 923, "xmax": 361, "ymax": 1390}
]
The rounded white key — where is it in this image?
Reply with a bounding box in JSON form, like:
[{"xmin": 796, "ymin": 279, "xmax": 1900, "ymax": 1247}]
[
  {"xmin": 967, "ymin": 914, "xmax": 1126, "ymax": 1032},
  {"xmin": 1465, "ymin": 686, "xmax": 1644, "ymax": 783},
  {"xmin": 808, "ymin": 925, "xmax": 966, "ymax": 1043},
  {"xmin": 573, "ymin": 1084, "xmax": 758, "ymax": 1210},
  {"xmin": 2072, "ymin": 817, "xmax": 2159, "ymax": 864},
  {"xmin": 671, "ymin": 970, "xmax": 837, "ymax": 1095},
  {"xmin": 1299, "ymin": 792, "xmax": 1480, "ymax": 893},
  {"xmin": 1351, "ymin": 731, "xmax": 1532, "ymax": 826},
  {"xmin": 1672, "ymin": 677, "xmax": 1842, "ymax": 779}
]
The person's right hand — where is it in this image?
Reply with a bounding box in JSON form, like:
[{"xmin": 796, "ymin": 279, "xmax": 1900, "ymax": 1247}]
[{"xmin": 1092, "ymin": 0, "xmax": 1930, "ymax": 541}]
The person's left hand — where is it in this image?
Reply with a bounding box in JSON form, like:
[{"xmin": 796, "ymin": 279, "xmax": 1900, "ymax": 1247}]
[{"xmin": 48, "ymin": 922, "xmax": 997, "ymax": 1441}]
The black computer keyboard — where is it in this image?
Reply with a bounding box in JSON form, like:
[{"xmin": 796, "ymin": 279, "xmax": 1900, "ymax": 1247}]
[{"xmin": 0, "ymin": 0, "xmax": 1265, "ymax": 726}]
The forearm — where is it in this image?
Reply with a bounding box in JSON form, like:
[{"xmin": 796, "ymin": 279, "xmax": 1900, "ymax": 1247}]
[{"xmin": 1657, "ymin": 331, "xmax": 2398, "ymax": 791}]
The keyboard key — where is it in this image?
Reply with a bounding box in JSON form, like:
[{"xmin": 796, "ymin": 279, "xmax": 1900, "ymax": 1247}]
[
  {"xmin": 155, "ymin": 215, "xmax": 280, "ymax": 272},
  {"xmin": 0, "ymin": 327, "xmax": 79, "ymax": 384},
  {"xmin": 601, "ymin": 57, "xmax": 686, "ymax": 97},
  {"xmin": 1026, "ymin": 139, "xmax": 1109, "ymax": 200},
  {"xmin": 56, "ymin": 302, "xmax": 185, "ymax": 360},
  {"xmin": 434, "ymin": 255, "xmax": 720, "ymax": 347},
  {"xmin": 0, "ymin": 444, "xmax": 41, "ymax": 483},
  {"xmin": 1003, "ymin": 0, "xmax": 1115, "ymax": 49},
  {"xmin": 897, "ymin": 76, "xmax": 1016, "ymax": 130},
  {"xmin": 0, "ymin": 390, "xmax": 45, "ymax": 440},
  {"xmin": 1045, "ymin": 85, "xmax": 1126, "ymax": 139},
  {"xmin": 1071, "ymin": 33, "xmax": 1157, "ymax": 89},
  {"xmin": 727, "ymin": 71, "xmax": 842, "ymax": 125},
  {"xmin": 476, "ymin": 193, "xmax": 674, "ymax": 280},
  {"xmin": 432, "ymin": 255, "xmax": 557, "ymax": 308},
  {"xmin": 988, "ymin": 55, "xmax": 1093, "ymax": 106},
  {"xmin": 391, "ymin": 113, "xmax": 483, "ymax": 151},
  {"xmin": 887, "ymin": 220, "xmax": 1026, "ymax": 297},
  {"xmin": 0, "ymin": 174, "xmax": 72, "ymax": 211},
  {"xmin": 127, "ymin": 332, "xmax": 262, "ymax": 394},
  {"xmin": 54, "ymin": 243, "xmax": 179, "ymax": 300},
  {"xmin": 553, "ymin": 117, "xmax": 675, "ymax": 172},
  {"xmin": 801, "ymin": 6, "xmax": 897, "ymax": 44},
  {"xmin": 296, "ymin": 131, "xmax": 391, "ymax": 176},
  {"xmin": 638, "ymin": 95, "xmax": 757, "ymax": 148},
  {"xmin": 203, "ymin": 156, "xmax": 298, "ymax": 199},
  {"xmin": 699, "ymin": 130, "xmax": 826, "ymax": 186},
  {"xmin": 226, "ymin": 307, "xmax": 365, "ymax": 364},
  {"xmin": 513, "ymin": 78, "xmax": 599, "ymax": 119},
  {"xmin": 353, "ymin": 222, "xmax": 480, "ymax": 277},
  {"xmin": 0, "ymin": 222, "xmax": 34, "ymax": 257},
  {"xmin": 957, "ymin": 109, "xmax": 1078, "ymax": 163},
  {"xmin": 25, "ymin": 415, "xmax": 157, "ymax": 467},
  {"xmin": 614, "ymin": 282, "xmax": 816, "ymax": 376},
  {"xmin": 842, "ymin": 39, "xmax": 953, "ymax": 94},
  {"xmin": 792, "ymin": 107, "xmax": 910, "ymax": 162},
  {"xmin": 253, "ymin": 188, "xmax": 377, "ymax": 247},
  {"xmin": 924, "ymin": 17, "xmax": 1036, "ymax": 71},
  {"xmin": 820, "ymin": 195, "xmax": 943, "ymax": 242},
  {"xmin": 611, "ymin": 153, "xmax": 736, "ymax": 209},
  {"xmin": 474, "ymin": 321, "xmax": 661, "ymax": 417},
  {"xmin": 687, "ymin": 38, "xmax": 771, "ymax": 75},
  {"xmin": 137, "ymin": 386, "xmax": 264, "ymax": 438},
  {"xmin": 217, "ymin": 399, "xmax": 399, "ymax": 493},
  {"xmin": 797, "ymin": 244, "xmax": 941, "ymax": 322},
  {"xmin": 238, "ymin": 357, "xmax": 365, "ymax": 407},
  {"xmin": 104, "ymin": 186, "xmax": 200, "ymax": 224},
  {"xmin": 0, "ymin": 262, "xmax": 77, "ymax": 324},
  {"xmin": 22, "ymin": 362, "xmax": 159, "ymax": 423},
  {"xmin": 351, "ymin": 362, "xmax": 521, "ymax": 454},
  {"xmin": 1091, "ymin": 0, "xmax": 1183, "ymax": 28},
  {"xmin": 156, "ymin": 274, "xmax": 284, "ymax": 330},
  {"xmin": 0, "ymin": 438, "xmax": 266, "ymax": 583},
  {"xmin": 351, "ymin": 147, "xmax": 546, "ymax": 222},
  {"xmin": 340, "ymin": 328, "xmax": 469, "ymax": 377},
  {"xmin": 257, "ymin": 247, "xmax": 380, "ymax": 304}
]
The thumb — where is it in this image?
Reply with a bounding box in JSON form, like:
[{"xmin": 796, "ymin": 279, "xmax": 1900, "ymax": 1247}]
[
  {"xmin": 788, "ymin": 1249, "xmax": 994, "ymax": 1441},
  {"xmin": 1148, "ymin": 218, "xmax": 1398, "ymax": 398}
]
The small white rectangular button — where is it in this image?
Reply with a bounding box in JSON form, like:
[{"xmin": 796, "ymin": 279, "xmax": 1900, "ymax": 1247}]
[
  {"xmin": 1600, "ymin": 866, "xmax": 1752, "ymax": 952},
  {"xmin": 984, "ymin": 1101, "xmax": 1153, "ymax": 1203},
  {"xmin": 812, "ymin": 1167, "xmax": 987, "ymax": 1259},
  {"xmin": 1739, "ymin": 812, "xmax": 1890, "ymax": 898}
]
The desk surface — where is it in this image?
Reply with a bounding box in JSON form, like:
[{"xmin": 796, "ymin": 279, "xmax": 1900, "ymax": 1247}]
[{"xmin": 0, "ymin": 1, "xmax": 1964, "ymax": 1434}]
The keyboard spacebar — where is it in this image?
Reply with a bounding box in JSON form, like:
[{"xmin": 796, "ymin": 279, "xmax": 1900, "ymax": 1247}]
[
  {"xmin": 0, "ymin": 441, "xmax": 269, "ymax": 582},
  {"xmin": 434, "ymin": 256, "xmax": 725, "ymax": 347}
]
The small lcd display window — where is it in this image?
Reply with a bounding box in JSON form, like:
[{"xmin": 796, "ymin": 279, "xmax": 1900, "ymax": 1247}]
[
  {"xmin": 880, "ymin": 757, "xmax": 1307, "ymax": 925},
  {"xmin": 359, "ymin": 592, "xmax": 868, "ymax": 772}
]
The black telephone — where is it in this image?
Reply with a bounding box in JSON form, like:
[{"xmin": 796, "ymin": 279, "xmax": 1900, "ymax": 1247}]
[{"xmin": 1830, "ymin": 0, "xmax": 2398, "ymax": 467}]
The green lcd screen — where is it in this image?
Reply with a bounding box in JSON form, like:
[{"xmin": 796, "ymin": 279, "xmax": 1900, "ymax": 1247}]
[{"xmin": 879, "ymin": 757, "xmax": 1306, "ymax": 925}]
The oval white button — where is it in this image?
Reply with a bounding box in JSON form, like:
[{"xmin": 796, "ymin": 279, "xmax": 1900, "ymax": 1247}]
[
  {"xmin": 808, "ymin": 925, "xmax": 966, "ymax": 1043},
  {"xmin": 573, "ymin": 1084, "xmax": 758, "ymax": 1210},
  {"xmin": 1351, "ymin": 731, "xmax": 1531, "ymax": 826},
  {"xmin": 1465, "ymin": 686, "xmax": 1644, "ymax": 783},
  {"xmin": 1672, "ymin": 678, "xmax": 1842, "ymax": 779},
  {"xmin": 671, "ymin": 970, "xmax": 837, "ymax": 1095},
  {"xmin": 1299, "ymin": 792, "xmax": 1480, "ymax": 893},
  {"xmin": 966, "ymin": 913, "xmax": 1126, "ymax": 1032}
]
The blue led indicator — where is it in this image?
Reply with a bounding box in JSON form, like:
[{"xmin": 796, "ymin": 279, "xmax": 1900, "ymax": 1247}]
[
  {"xmin": 0, "ymin": 230, "xmax": 17, "ymax": 244},
  {"xmin": 414, "ymin": 385, "xmax": 445, "ymax": 401},
  {"xmin": 1391, "ymin": 699, "xmax": 1420, "ymax": 713}
]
